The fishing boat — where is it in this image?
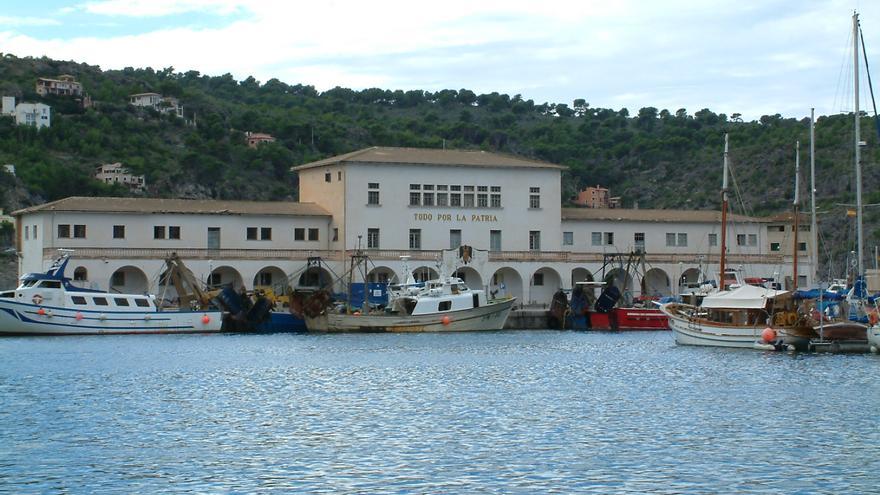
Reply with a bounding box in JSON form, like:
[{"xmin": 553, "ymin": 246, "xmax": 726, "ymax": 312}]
[
  {"xmin": 548, "ymin": 251, "xmax": 669, "ymax": 331},
  {"xmin": 161, "ymin": 252, "xmax": 307, "ymax": 333},
  {"xmin": 551, "ymin": 280, "xmax": 668, "ymax": 331},
  {"xmin": 298, "ymin": 248, "xmax": 516, "ymax": 332},
  {"xmin": 303, "ymin": 274, "xmax": 515, "ymax": 332},
  {"xmin": 0, "ymin": 251, "xmax": 224, "ymax": 335}
]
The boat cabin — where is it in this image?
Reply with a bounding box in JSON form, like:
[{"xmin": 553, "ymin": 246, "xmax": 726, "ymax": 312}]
[
  {"xmin": 1, "ymin": 264, "xmax": 159, "ymax": 312},
  {"xmin": 391, "ymin": 276, "xmax": 488, "ymax": 316}
]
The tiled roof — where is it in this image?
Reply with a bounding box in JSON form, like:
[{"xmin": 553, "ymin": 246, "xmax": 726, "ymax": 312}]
[
  {"xmin": 292, "ymin": 146, "xmax": 566, "ymax": 171},
  {"xmin": 13, "ymin": 197, "xmax": 331, "ymax": 217},
  {"xmin": 561, "ymin": 207, "xmax": 767, "ymax": 223}
]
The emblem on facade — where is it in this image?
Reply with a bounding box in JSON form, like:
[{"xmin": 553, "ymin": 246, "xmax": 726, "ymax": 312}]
[{"xmin": 459, "ymin": 245, "xmax": 473, "ymax": 264}]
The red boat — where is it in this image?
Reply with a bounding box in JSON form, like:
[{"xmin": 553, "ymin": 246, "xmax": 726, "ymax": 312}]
[
  {"xmin": 611, "ymin": 306, "xmax": 669, "ymax": 330},
  {"xmin": 549, "ymin": 281, "xmax": 669, "ymax": 331}
]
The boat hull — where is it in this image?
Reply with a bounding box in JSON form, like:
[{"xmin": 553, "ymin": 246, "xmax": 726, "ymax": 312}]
[
  {"xmin": 253, "ymin": 311, "xmax": 307, "ymax": 333},
  {"xmin": 305, "ymin": 298, "xmax": 516, "ymax": 332},
  {"xmin": 0, "ymin": 299, "xmax": 224, "ymax": 335},
  {"xmin": 612, "ymin": 307, "xmax": 669, "ymax": 330},
  {"xmin": 869, "ymin": 325, "xmax": 880, "ymax": 352},
  {"xmin": 782, "ymin": 322, "xmax": 868, "ymax": 352},
  {"xmin": 660, "ymin": 303, "xmax": 768, "ymax": 349}
]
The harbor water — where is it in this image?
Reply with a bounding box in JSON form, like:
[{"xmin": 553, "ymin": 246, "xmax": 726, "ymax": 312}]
[{"xmin": 1, "ymin": 330, "xmax": 879, "ymax": 493}]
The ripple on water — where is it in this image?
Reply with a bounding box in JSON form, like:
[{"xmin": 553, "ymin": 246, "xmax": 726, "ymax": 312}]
[{"xmin": 1, "ymin": 331, "xmax": 879, "ymax": 493}]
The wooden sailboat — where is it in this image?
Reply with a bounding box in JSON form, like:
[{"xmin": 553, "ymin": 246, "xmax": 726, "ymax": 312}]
[
  {"xmin": 660, "ymin": 135, "xmax": 808, "ymax": 348},
  {"xmin": 785, "ymin": 12, "xmax": 871, "ymax": 352}
]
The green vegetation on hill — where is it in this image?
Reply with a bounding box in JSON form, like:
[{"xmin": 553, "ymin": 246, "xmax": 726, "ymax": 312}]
[{"xmin": 1, "ymin": 53, "xmax": 879, "ymax": 275}]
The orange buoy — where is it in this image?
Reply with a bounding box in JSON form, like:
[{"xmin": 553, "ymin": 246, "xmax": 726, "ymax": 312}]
[
  {"xmin": 201, "ymin": 314, "xmax": 211, "ymax": 324},
  {"xmin": 37, "ymin": 308, "xmax": 46, "ymax": 316},
  {"xmin": 441, "ymin": 316, "xmax": 451, "ymax": 326},
  {"xmin": 762, "ymin": 327, "xmax": 776, "ymax": 343},
  {"xmin": 75, "ymin": 312, "xmax": 84, "ymax": 321}
]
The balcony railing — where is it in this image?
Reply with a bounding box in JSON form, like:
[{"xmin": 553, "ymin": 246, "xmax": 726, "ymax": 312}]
[{"xmin": 46, "ymin": 247, "xmax": 792, "ymax": 266}]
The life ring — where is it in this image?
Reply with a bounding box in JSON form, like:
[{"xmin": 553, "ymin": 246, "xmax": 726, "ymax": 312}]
[
  {"xmin": 32, "ymin": 294, "xmax": 43, "ymax": 305},
  {"xmin": 786, "ymin": 312, "xmax": 797, "ymax": 326}
]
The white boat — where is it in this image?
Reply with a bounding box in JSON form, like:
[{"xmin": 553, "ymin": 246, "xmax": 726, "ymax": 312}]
[
  {"xmin": 869, "ymin": 321, "xmax": 880, "ymax": 353},
  {"xmin": 304, "ymin": 274, "xmax": 516, "ymax": 332},
  {"xmin": 661, "ymin": 284, "xmax": 802, "ymax": 348},
  {"xmin": 0, "ymin": 252, "xmax": 224, "ymax": 335},
  {"xmin": 660, "ymin": 133, "xmax": 798, "ymax": 348}
]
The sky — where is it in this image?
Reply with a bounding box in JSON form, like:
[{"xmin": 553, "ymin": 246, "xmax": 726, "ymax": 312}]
[{"xmin": 2, "ymin": 0, "xmax": 880, "ymax": 121}]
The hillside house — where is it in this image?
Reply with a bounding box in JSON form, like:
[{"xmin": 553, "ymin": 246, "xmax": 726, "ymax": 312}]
[
  {"xmin": 35, "ymin": 75, "xmax": 83, "ymax": 97},
  {"xmin": 95, "ymin": 163, "xmax": 146, "ymax": 191},
  {"xmin": 129, "ymin": 93, "xmax": 183, "ymax": 117},
  {"xmin": 15, "ymin": 102, "xmax": 51, "ymax": 129},
  {"xmin": 245, "ymin": 132, "xmax": 276, "ymax": 148},
  {"xmin": 1, "ymin": 96, "xmax": 15, "ymax": 115},
  {"xmin": 574, "ymin": 185, "xmax": 620, "ymax": 209}
]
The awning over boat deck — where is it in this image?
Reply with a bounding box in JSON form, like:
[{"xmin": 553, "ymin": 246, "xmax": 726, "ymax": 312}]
[{"xmin": 700, "ymin": 284, "xmax": 789, "ymax": 309}]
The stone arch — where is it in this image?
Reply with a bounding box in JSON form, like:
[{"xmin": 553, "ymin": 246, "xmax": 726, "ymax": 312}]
[
  {"xmin": 253, "ymin": 265, "xmax": 288, "ymax": 292},
  {"xmin": 490, "ymin": 267, "xmax": 523, "ymax": 303},
  {"xmin": 73, "ymin": 266, "xmax": 88, "ymax": 283},
  {"xmin": 209, "ymin": 265, "xmax": 244, "ymax": 291},
  {"xmin": 571, "ymin": 267, "xmax": 594, "ymax": 287},
  {"xmin": 413, "ymin": 266, "xmax": 439, "ymax": 283},
  {"xmin": 643, "ymin": 268, "xmax": 671, "ymax": 297},
  {"xmin": 453, "ymin": 266, "xmax": 483, "ymax": 290},
  {"xmin": 367, "ymin": 266, "xmax": 397, "ymax": 284},
  {"xmin": 296, "ymin": 266, "xmax": 334, "ymax": 290},
  {"xmin": 680, "ymin": 267, "xmax": 705, "ymax": 293},
  {"xmin": 530, "ymin": 267, "xmax": 562, "ymax": 306},
  {"xmin": 109, "ymin": 265, "xmax": 149, "ymax": 294}
]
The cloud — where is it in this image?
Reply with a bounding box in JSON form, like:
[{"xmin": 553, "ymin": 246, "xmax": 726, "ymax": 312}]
[
  {"xmin": 76, "ymin": 0, "xmax": 248, "ymax": 17},
  {"xmin": 0, "ymin": 16, "xmax": 61, "ymax": 27},
  {"xmin": 4, "ymin": 0, "xmax": 880, "ymax": 120}
]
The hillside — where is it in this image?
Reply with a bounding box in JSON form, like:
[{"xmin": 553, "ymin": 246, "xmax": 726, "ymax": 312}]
[{"xmin": 1, "ymin": 53, "xmax": 879, "ymax": 277}]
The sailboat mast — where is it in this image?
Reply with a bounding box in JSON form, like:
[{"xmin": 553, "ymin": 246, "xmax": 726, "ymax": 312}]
[
  {"xmin": 793, "ymin": 140, "xmax": 800, "ymax": 291},
  {"xmin": 810, "ymin": 108, "xmax": 818, "ymax": 284},
  {"xmin": 854, "ymin": 11, "xmax": 864, "ymax": 277},
  {"xmin": 720, "ymin": 133, "xmax": 729, "ymax": 289}
]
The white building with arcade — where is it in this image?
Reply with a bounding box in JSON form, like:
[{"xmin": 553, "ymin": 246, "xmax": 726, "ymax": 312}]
[{"xmin": 10, "ymin": 147, "xmax": 813, "ymax": 305}]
